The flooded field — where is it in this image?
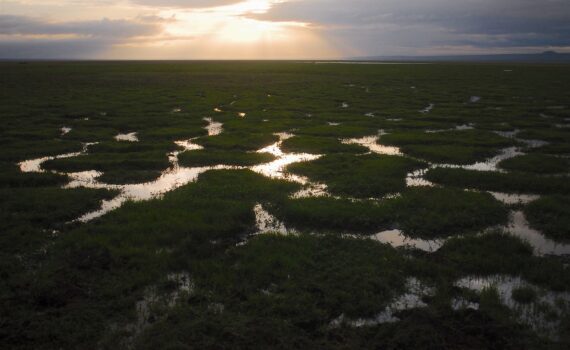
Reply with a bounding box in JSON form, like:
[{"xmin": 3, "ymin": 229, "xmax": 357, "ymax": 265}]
[{"xmin": 1, "ymin": 61, "xmax": 569, "ymax": 349}]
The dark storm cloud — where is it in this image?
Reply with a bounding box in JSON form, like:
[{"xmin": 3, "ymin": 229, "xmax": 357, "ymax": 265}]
[
  {"xmin": 0, "ymin": 15, "xmax": 165, "ymax": 59},
  {"xmin": 0, "ymin": 39, "xmax": 111, "ymax": 59},
  {"xmin": 0, "ymin": 15, "xmax": 161, "ymax": 38},
  {"xmin": 253, "ymin": 0, "xmax": 570, "ymax": 53}
]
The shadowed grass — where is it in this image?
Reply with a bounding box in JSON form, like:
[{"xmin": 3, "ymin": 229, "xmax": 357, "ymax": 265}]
[
  {"xmin": 425, "ymin": 167, "xmax": 570, "ymax": 195},
  {"xmin": 525, "ymin": 195, "xmax": 570, "ymax": 242},
  {"xmin": 288, "ymin": 153, "xmax": 426, "ymax": 198},
  {"xmin": 498, "ymin": 154, "xmax": 570, "ymax": 174},
  {"xmin": 281, "ymin": 135, "xmax": 367, "ymax": 154},
  {"xmin": 178, "ymin": 150, "xmax": 275, "ymax": 167},
  {"xmin": 392, "ymin": 188, "xmax": 509, "ymax": 239}
]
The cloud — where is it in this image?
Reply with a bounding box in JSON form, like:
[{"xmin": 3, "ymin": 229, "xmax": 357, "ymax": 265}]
[
  {"xmin": 130, "ymin": 0, "xmax": 243, "ymax": 8},
  {"xmin": 252, "ymin": 0, "xmax": 570, "ymax": 54},
  {"xmin": 0, "ymin": 15, "xmax": 166, "ymax": 58},
  {"xmin": 0, "ymin": 15, "xmax": 162, "ymax": 38}
]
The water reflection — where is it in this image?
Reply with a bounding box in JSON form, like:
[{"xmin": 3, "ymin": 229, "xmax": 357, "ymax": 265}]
[
  {"xmin": 72, "ymin": 165, "xmax": 238, "ymax": 222},
  {"xmin": 456, "ymin": 275, "xmax": 570, "ymax": 339},
  {"xmin": 60, "ymin": 127, "xmax": 71, "ymax": 136},
  {"xmin": 20, "ymin": 128, "xmax": 326, "ymax": 222},
  {"xmin": 19, "ymin": 142, "xmax": 97, "ymax": 173},
  {"xmin": 251, "ymin": 132, "xmax": 322, "ymax": 182},
  {"xmin": 419, "ymin": 103, "xmax": 434, "ymax": 113},
  {"xmin": 115, "ymin": 132, "xmax": 139, "ymax": 142},
  {"xmin": 372, "ymin": 229, "xmax": 444, "ymax": 252},
  {"xmin": 490, "ymin": 192, "xmax": 540, "ymax": 205},
  {"xmin": 342, "ymin": 133, "xmax": 402, "ymax": 156},
  {"xmin": 505, "ymin": 211, "xmax": 570, "ymax": 256},
  {"xmin": 330, "ymin": 277, "xmax": 435, "ymax": 327},
  {"xmin": 203, "ymin": 117, "xmax": 223, "ymax": 136},
  {"xmin": 253, "ymin": 203, "xmax": 290, "ymax": 235}
]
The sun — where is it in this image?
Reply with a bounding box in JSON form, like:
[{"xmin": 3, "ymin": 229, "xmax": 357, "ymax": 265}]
[{"xmin": 161, "ymin": 0, "xmax": 303, "ymax": 43}]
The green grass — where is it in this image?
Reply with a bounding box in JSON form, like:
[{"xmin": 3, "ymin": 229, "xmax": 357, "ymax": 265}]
[
  {"xmin": 273, "ymin": 197, "xmax": 393, "ymax": 232},
  {"xmin": 525, "ymin": 196, "xmax": 570, "ymax": 242},
  {"xmin": 281, "ymin": 135, "xmax": 367, "ymax": 154},
  {"xmin": 425, "ymin": 167, "xmax": 570, "ymax": 195},
  {"xmin": 0, "ymin": 187, "xmax": 118, "ymax": 230},
  {"xmin": 380, "ymin": 130, "xmax": 515, "ymax": 164},
  {"xmin": 1, "ymin": 61, "xmax": 570, "ymax": 349},
  {"xmin": 391, "ymin": 188, "xmax": 509, "ymax": 239},
  {"xmin": 43, "ymin": 151, "xmax": 170, "ymax": 184},
  {"xmin": 178, "ymin": 149, "xmax": 275, "ymax": 167},
  {"xmin": 435, "ymin": 232, "xmax": 534, "ymax": 276},
  {"xmin": 512, "ymin": 287, "xmax": 537, "ymax": 304},
  {"xmin": 194, "ymin": 132, "xmax": 278, "ymax": 151},
  {"xmin": 498, "ymin": 154, "xmax": 570, "ymax": 174},
  {"xmin": 288, "ymin": 153, "xmax": 426, "ymax": 198},
  {"xmin": 273, "ymin": 187, "xmax": 508, "ymax": 238}
]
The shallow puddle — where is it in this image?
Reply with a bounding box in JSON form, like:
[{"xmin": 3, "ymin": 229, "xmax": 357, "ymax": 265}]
[
  {"xmin": 72, "ymin": 165, "xmax": 239, "ymax": 222},
  {"xmin": 128, "ymin": 272, "xmax": 193, "ymax": 339},
  {"xmin": 342, "ymin": 134, "xmax": 402, "ymax": 156},
  {"xmin": 490, "ymin": 192, "xmax": 540, "ymax": 205},
  {"xmin": 115, "ymin": 132, "xmax": 139, "ymax": 142},
  {"xmin": 462, "ymin": 147, "xmax": 522, "ymax": 172},
  {"xmin": 405, "ymin": 168, "xmax": 435, "ymax": 187},
  {"xmin": 455, "ymin": 275, "xmax": 570, "ymax": 339},
  {"xmin": 372, "ymin": 229, "xmax": 444, "ymax": 252},
  {"xmin": 504, "ymin": 211, "xmax": 570, "ymax": 256},
  {"xmin": 251, "ymin": 132, "xmax": 322, "ymax": 183},
  {"xmin": 203, "ymin": 117, "xmax": 223, "ymax": 136},
  {"xmin": 253, "ymin": 203, "xmax": 290, "ymax": 235},
  {"xmin": 20, "ymin": 129, "xmax": 327, "ymax": 222},
  {"xmin": 330, "ymin": 277, "xmax": 435, "ymax": 327},
  {"xmin": 419, "ymin": 103, "xmax": 434, "ymax": 113},
  {"xmin": 60, "ymin": 127, "xmax": 71, "ymax": 136},
  {"xmin": 19, "ymin": 142, "xmax": 96, "ymax": 173}
]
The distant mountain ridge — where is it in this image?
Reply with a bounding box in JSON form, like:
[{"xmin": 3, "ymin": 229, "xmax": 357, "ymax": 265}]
[{"xmin": 350, "ymin": 51, "xmax": 570, "ymax": 63}]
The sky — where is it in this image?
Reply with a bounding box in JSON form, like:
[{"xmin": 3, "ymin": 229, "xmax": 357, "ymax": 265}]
[{"xmin": 1, "ymin": 0, "xmax": 569, "ymax": 59}]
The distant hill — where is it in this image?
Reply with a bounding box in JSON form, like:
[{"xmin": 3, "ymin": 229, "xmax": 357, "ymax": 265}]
[{"xmin": 351, "ymin": 51, "xmax": 570, "ymax": 63}]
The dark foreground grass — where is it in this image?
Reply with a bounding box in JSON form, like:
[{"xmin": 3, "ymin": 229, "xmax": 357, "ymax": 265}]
[
  {"xmin": 0, "ymin": 187, "xmax": 118, "ymax": 230},
  {"xmin": 134, "ymin": 298, "xmax": 542, "ymax": 350},
  {"xmin": 525, "ymin": 196, "xmax": 570, "ymax": 242},
  {"xmin": 1, "ymin": 170, "xmax": 300, "ymax": 349},
  {"xmin": 0, "ymin": 163, "xmax": 68, "ymax": 188}
]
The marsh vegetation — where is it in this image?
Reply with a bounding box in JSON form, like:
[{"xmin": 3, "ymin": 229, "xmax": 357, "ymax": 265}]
[{"xmin": 1, "ymin": 61, "xmax": 569, "ymax": 349}]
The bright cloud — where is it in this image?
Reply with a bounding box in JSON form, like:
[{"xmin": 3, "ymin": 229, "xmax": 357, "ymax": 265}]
[{"xmin": 0, "ymin": 0, "xmax": 568, "ymax": 59}]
